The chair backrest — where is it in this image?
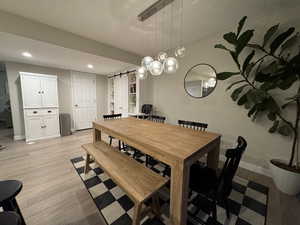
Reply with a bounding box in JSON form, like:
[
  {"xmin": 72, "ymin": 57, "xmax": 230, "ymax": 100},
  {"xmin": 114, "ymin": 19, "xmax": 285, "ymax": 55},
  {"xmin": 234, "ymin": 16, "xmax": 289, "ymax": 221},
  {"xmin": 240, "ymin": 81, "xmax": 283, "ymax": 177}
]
[
  {"xmin": 178, "ymin": 120, "xmax": 208, "ymax": 131},
  {"xmin": 216, "ymin": 136, "xmax": 247, "ymax": 200},
  {"xmin": 141, "ymin": 104, "xmax": 153, "ymax": 115},
  {"xmin": 149, "ymin": 115, "xmax": 166, "ymax": 123},
  {"xmin": 103, "ymin": 113, "xmax": 122, "ymax": 120}
]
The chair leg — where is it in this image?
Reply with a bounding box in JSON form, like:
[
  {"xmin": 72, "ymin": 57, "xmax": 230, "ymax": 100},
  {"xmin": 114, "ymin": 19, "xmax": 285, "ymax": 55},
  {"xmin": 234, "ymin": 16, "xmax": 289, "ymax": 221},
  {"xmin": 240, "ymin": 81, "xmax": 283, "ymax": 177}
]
[
  {"xmin": 151, "ymin": 194, "xmax": 161, "ymax": 218},
  {"xmin": 224, "ymin": 199, "xmax": 230, "ymax": 218},
  {"xmin": 118, "ymin": 140, "xmax": 121, "ymax": 150},
  {"xmin": 109, "ymin": 137, "xmax": 112, "ymax": 146},
  {"xmin": 2, "ymin": 198, "xmax": 26, "ymax": 225},
  {"xmin": 133, "ymin": 203, "xmax": 142, "ymax": 225},
  {"xmin": 212, "ymin": 199, "xmax": 217, "ymax": 221},
  {"xmin": 84, "ymin": 153, "xmax": 91, "ymax": 174}
]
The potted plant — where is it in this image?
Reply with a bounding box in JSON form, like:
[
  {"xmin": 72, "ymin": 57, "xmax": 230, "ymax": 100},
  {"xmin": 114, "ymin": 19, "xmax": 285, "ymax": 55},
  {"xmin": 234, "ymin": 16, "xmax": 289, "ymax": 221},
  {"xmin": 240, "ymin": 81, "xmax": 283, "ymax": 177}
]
[{"xmin": 215, "ymin": 16, "xmax": 300, "ymax": 195}]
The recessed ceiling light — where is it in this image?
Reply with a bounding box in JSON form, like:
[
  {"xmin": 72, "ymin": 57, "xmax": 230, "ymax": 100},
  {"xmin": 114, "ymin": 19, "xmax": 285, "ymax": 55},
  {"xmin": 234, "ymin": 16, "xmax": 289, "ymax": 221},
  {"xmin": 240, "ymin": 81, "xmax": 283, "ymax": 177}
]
[
  {"xmin": 22, "ymin": 52, "xmax": 32, "ymax": 58},
  {"xmin": 87, "ymin": 64, "xmax": 94, "ymax": 69}
]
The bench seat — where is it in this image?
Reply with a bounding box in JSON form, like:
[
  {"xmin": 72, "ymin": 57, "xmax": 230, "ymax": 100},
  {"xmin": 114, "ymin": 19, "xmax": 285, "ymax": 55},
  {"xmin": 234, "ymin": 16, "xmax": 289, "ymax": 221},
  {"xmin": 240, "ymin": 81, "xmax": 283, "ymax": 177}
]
[{"xmin": 82, "ymin": 141, "xmax": 169, "ymax": 225}]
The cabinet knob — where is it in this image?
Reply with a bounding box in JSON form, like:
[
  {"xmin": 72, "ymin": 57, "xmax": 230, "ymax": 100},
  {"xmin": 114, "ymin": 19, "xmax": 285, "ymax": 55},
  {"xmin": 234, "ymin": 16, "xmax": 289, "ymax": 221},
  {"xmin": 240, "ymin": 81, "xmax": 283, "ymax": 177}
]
[
  {"xmin": 33, "ymin": 111, "xmax": 38, "ymax": 114},
  {"xmin": 41, "ymin": 125, "xmax": 47, "ymax": 128},
  {"xmin": 48, "ymin": 110, "xmax": 52, "ymax": 113},
  {"xmin": 74, "ymin": 104, "xmax": 78, "ymax": 107}
]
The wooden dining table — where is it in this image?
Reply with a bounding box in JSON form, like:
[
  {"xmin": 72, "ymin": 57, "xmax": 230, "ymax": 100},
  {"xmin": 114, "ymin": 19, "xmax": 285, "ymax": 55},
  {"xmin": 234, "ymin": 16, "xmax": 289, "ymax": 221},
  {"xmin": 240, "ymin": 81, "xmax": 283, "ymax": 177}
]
[{"xmin": 92, "ymin": 117, "xmax": 221, "ymax": 225}]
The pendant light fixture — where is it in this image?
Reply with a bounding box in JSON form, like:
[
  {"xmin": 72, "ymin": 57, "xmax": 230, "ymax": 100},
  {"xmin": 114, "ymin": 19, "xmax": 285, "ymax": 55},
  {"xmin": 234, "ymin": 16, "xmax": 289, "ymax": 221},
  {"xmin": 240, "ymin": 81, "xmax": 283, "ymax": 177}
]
[{"xmin": 137, "ymin": 0, "xmax": 185, "ymax": 79}]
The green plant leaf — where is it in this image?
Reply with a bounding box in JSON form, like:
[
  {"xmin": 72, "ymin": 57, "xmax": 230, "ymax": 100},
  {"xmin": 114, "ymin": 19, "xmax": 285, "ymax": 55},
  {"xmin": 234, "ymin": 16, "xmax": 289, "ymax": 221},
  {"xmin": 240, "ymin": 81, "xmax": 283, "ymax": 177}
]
[
  {"xmin": 247, "ymin": 89, "xmax": 268, "ymax": 104},
  {"xmin": 242, "ymin": 50, "xmax": 255, "ymax": 73},
  {"xmin": 270, "ymin": 27, "xmax": 295, "ymax": 54},
  {"xmin": 237, "ymin": 91, "xmax": 250, "ymax": 105},
  {"xmin": 263, "ymin": 24, "xmax": 280, "ymax": 47},
  {"xmin": 226, "ymin": 80, "xmax": 246, "ymax": 91},
  {"xmin": 244, "ymin": 100, "xmax": 252, "ymax": 109},
  {"xmin": 231, "ymin": 85, "xmax": 248, "ymax": 101},
  {"xmin": 214, "ymin": 44, "xmax": 230, "ymax": 51},
  {"xmin": 230, "ymin": 51, "xmax": 241, "ymax": 68},
  {"xmin": 255, "ymin": 72, "xmax": 271, "ymax": 82},
  {"xmin": 237, "ymin": 16, "xmax": 247, "ymax": 37},
  {"xmin": 278, "ymin": 124, "xmax": 293, "ymax": 136},
  {"xmin": 265, "ymin": 97, "xmax": 281, "ymax": 113},
  {"xmin": 236, "ymin": 30, "xmax": 254, "ymax": 55},
  {"xmin": 267, "ymin": 112, "xmax": 276, "ymax": 121},
  {"xmin": 262, "ymin": 61, "xmax": 278, "ymax": 74},
  {"xmin": 269, "ymin": 120, "xmax": 279, "ymax": 133},
  {"xmin": 281, "ymin": 32, "xmax": 299, "ymax": 51},
  {"xmin": 278, "ymin": 74, "xmax": 297, "ymax": 90},
  {"xmin": 247, "ymin": 43, "xmax": 263, "ymax": 50},
  {"xmin": 245, "ymin": 62, "xmax": 255, "ymax": 77},
  {"xmin": 282, "ymin": 101, "xmax": 295, "ymax": 109},
  {"xmin": 216, "ymin": 72, "xmax": 240, "ymax": 80},
  {"xmin": 223, "ymin": 32, "xmax": 237, "ymax": 45},
  {"xmin": 248, "ymin": 105, "xmax": 257, "ymax": 117}
]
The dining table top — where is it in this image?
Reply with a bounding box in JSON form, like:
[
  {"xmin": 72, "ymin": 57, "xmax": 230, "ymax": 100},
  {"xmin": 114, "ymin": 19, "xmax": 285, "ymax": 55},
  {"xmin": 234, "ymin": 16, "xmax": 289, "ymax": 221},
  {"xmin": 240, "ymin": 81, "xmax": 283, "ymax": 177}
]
[{"xmin": 93, "ymin": 117, "xmax": 221, "ymax": 162}]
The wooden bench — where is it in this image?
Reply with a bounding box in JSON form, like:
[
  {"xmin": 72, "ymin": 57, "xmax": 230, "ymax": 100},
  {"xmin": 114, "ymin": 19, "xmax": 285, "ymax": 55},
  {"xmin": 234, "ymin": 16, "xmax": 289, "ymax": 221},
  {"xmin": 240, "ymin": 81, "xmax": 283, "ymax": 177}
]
[{"xmin": 82, "ymin": 142, "xmax": 169, "ymax": 225}]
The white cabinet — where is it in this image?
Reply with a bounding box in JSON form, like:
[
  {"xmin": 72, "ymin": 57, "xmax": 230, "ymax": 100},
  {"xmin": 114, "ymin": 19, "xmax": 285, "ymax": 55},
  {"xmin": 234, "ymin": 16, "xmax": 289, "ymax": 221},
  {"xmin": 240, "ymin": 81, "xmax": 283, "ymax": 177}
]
[
  {"xmin": 20, "ymin": 72, "xmax": 58, "ymax": 109},
  {"xmin": 20, "ymin": 72, "xmax": 60, "ymax": 142}
]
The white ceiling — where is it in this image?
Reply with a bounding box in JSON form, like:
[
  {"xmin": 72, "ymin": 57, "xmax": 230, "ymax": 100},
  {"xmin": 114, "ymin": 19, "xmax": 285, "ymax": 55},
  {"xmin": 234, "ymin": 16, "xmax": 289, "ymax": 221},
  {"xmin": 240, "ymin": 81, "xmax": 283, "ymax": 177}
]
[
  {"xmin": 0, "ymin": 0, "xmax": 299, "ymax": 57},
  {"xmin": 0, "ymin": 32, "xmax": 135, "ymax": 75}
]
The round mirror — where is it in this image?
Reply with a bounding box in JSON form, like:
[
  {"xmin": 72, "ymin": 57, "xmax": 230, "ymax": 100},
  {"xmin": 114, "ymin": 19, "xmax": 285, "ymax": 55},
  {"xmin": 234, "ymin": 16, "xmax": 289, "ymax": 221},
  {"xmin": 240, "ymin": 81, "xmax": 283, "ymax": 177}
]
[{"xmin": 184, "ymin": 64, "xmax": 217, "ymax": 98}]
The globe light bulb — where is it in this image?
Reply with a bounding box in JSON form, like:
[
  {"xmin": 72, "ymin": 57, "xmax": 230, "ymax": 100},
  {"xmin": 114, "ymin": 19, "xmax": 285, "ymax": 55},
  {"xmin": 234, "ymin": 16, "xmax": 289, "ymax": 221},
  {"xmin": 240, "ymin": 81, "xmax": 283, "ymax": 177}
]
[
  {"xmin": 164, "ymin": 57, "xmax": 179, "ymax": 74},
  {"xmin": 149, "ymin": 60, "xmax": 164, "ymax": 76},
  {"xmin": 141, "ymin": 56, "xmax": 154, "ymax": 70},
  {"xmin": 157, "ymin": 52, "xmax": 168, "ymax": 62},
  {"xmin": 175, "ymin": 46, "xmax": 186, "ymax": 58},
  {"xmin": 136, "ymin": 66, "xmax": 148, "ymax": 80}
]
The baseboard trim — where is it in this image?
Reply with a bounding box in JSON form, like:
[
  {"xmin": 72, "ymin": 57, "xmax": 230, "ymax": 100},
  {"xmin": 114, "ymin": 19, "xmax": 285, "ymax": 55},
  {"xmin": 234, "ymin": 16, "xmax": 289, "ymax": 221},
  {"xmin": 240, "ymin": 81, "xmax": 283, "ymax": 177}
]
[
  {"xmin": 220, "ymin": 155, "xmax": 272, "ymax": 177},
  {"xmin": 14, "ymin": 135, "xmax": 25, "ymax": 141}
]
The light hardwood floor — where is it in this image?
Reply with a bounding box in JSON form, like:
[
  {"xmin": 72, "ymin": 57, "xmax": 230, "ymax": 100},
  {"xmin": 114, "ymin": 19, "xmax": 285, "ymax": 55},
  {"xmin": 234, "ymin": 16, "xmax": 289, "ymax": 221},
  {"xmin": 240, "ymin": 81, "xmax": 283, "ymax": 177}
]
[{"xmin": 0, "ymin": 129, "xmax": 299, "ymax": 225}]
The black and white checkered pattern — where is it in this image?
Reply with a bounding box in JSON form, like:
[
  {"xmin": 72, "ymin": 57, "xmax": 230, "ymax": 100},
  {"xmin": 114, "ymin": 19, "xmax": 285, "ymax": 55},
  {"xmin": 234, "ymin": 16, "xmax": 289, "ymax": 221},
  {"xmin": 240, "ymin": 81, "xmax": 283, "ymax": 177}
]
[{"xmin": 71, "ymin": 149, "xmax": 268, "ymax": 225}]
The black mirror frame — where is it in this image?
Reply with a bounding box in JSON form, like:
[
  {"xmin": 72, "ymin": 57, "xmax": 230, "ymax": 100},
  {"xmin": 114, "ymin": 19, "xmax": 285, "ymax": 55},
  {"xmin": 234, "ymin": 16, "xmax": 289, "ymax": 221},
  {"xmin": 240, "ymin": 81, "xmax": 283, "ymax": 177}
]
[{"xmin": 184, "ymin": 63, "xmax": 218, "ymax": 99}]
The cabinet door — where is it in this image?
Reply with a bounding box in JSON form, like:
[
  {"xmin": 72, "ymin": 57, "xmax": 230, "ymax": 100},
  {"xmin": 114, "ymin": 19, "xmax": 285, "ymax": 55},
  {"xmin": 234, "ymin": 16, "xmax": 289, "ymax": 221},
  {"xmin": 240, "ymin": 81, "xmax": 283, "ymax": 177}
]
[
  {"xmin": 21, "ymin": 74, "xmax": 42, "ymax": 108},
  {"xmin": 43, "ymin": 115, "xmax": 60, "ymax": 137},
  {"xmin": 41, "ymin": 77, "xmax": 58, "ymax": 107},
  {"xmin": 26, "ymin": 117, "xmax": 43, "ymax": 140}
]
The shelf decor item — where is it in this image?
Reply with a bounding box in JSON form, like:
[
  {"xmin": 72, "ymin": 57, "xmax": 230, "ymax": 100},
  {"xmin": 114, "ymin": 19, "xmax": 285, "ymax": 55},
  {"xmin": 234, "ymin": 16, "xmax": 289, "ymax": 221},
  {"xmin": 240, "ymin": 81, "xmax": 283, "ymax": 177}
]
[{"xmin": 215, "ymin": 16, "xmax": 300, "ymax": 195}]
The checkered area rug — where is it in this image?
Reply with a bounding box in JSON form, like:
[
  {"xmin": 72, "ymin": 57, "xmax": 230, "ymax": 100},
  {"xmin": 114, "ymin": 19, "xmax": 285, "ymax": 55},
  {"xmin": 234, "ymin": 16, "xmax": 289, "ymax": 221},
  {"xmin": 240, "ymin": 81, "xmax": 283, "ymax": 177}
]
[{"xmin": 71, "ymin": 149, "xmax": 268, "ymax": 225}]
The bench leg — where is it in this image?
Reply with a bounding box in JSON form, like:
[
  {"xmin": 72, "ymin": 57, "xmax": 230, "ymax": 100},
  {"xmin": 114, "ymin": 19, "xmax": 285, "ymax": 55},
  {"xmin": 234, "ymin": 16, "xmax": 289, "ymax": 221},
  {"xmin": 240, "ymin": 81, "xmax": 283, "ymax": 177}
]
[
  {"xmin": 132, "ymin": 203, "xmax": 142, "ymax": 225},
  {"xmin": 84, "ymin": 153, "xmax": 91, "ymax": 174}
]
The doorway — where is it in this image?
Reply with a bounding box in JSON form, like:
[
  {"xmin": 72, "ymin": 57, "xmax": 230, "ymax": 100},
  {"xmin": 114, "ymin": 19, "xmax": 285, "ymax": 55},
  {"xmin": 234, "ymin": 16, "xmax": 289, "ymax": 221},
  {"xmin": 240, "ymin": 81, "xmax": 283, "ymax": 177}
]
[
  {"xmin": 71, "ymin": 71, "xmax": 97, "ymax": 130},
  {"xmin": 0, "ymin": 63, "xmax": 13, "ymax": 145}
]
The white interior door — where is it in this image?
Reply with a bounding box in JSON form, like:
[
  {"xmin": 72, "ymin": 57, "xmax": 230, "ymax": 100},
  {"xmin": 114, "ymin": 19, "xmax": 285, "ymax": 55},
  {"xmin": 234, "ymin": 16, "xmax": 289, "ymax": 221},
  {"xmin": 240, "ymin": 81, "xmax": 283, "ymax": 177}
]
[
  {"xmin": 20, "ymin": 74, "xmax": 42, "ymax": 108},
  {"xmin": 113, "ymin": 76, "xmax": 128, "ymax": 117},
  {"xmin": 41, "ymin": 76, "xmax": 59, "ymax": 107},
  {"xmin": 72, "ymin": 72, "xmax": 97, "ymax": 130}
]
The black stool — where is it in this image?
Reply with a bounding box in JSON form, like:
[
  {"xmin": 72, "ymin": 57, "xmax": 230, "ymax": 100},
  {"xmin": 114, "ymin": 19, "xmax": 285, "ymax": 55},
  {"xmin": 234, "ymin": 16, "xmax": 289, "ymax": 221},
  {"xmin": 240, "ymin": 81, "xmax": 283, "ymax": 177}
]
[
  {"xmin": 0, "ymin": 180, "xmax": 26, "ymax": 225},
  {"xmin": 0, "ymin": 211, "xmax": 22, "ymax": 225}
]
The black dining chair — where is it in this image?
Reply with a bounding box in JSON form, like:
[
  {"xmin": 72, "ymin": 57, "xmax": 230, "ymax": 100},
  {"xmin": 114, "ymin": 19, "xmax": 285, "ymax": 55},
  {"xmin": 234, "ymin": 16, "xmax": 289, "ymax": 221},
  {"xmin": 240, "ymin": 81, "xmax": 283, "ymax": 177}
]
[
  {"xmin": 141, "ymin": 104, "xmax": 153, "ymax": 115},
  {"xmin": 178, "ymin": 120, "xmax": 208, "ymax": 131},
  {"xmin": 103, "ymin": 114, "xmax": 123, "ymax": 150},
  {"xmin": 143, "ymin": 115, "xmax": 167, "ymax": 167},
  {"xmin": 0, "ymin": 180, "xmax": 26, "ymax": 225},
  {"xmin": 162, "ymin": 120, "xmax": 209, "ymax": 177},
  {"xmin": 149, "ymin": 115, "xmax": 166, "ymax": 123},
  {"xmin": 189, "ymin": 136, "xmax": 247, "ymax": 222}
]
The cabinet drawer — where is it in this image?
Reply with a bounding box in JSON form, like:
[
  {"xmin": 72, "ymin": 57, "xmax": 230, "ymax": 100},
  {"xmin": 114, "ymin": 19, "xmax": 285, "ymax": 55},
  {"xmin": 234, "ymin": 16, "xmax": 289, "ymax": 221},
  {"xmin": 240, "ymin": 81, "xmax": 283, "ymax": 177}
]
[
  {"xmin": 25, "ymin": 109, "xmax": 43, "ymax": 116},
  {"xmin": 42, "ymin": 108, "xmax": 58, "ymax": 115}
]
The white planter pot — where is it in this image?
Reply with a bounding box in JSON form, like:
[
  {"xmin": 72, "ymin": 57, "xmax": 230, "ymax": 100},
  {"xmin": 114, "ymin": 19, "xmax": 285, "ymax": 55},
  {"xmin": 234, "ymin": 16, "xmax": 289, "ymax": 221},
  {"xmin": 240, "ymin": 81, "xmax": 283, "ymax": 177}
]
[{"xmin": 270, "ymin": 159, "xmax": 300, "ymax": 195}]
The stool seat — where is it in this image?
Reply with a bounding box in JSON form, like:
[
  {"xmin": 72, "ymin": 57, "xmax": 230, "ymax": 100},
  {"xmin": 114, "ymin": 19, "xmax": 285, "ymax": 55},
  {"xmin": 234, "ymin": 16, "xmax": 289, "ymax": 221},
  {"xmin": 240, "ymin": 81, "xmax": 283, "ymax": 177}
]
[
  {"xmin": 0, "ymin": 180, "xmax": 22, "ymax": 203},
  {"xmin": 0, "ymin": 211, "xmax": 21, "ymax": 225}
]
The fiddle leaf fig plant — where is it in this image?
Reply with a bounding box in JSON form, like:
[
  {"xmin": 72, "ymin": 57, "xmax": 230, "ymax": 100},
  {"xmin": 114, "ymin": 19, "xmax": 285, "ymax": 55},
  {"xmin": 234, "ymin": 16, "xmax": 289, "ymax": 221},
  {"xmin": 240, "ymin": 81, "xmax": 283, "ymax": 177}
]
[{"xmin": 215, "ymin": 16, "xmax": 300, "ymax": 169}]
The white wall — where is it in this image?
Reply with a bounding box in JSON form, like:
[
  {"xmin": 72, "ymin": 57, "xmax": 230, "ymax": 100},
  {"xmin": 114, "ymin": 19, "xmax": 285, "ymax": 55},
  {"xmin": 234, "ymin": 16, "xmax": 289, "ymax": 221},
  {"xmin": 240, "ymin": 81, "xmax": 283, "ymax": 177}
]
[
  {"xmin": 5, "ymin": 62, "xmax": 107, "ymax": 139},
  {"xmin": 149, "ymin": 32, "xmax": 298, "ymax": 170}
]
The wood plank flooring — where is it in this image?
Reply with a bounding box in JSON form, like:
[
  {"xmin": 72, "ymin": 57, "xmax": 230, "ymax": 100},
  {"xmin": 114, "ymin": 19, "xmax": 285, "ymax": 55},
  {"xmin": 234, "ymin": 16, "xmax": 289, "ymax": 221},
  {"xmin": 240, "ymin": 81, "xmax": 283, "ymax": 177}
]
[{"xmin": 0, "ymin": 129, "xmax": 299, "ymax": 225}]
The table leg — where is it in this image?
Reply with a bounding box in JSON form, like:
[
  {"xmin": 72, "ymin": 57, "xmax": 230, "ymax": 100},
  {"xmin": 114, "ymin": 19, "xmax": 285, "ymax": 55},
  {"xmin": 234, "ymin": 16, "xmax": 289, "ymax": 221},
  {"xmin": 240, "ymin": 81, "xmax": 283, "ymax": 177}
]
[
  {"xmin": 93, "ymin": 128, "xmax": 101, "ymax": 143},
  {"xmin": 84, "ymin": 153, "xmax": 91, "ymax": 174},
  {"xmin": 207, "ymin": 138, "xmax": 220, "ymax": 170},
  {"xmin": 170, "ymin": 162, "xmax": 190, "ymax": 225}
]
